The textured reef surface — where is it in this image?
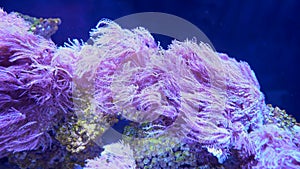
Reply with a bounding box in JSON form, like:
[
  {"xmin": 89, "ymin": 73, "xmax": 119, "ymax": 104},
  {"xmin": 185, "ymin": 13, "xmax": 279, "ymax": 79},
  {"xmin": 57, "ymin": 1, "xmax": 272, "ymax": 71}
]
[{"xmin": 0, "ymin": 9, "xmax": 299, "ymax": 169}]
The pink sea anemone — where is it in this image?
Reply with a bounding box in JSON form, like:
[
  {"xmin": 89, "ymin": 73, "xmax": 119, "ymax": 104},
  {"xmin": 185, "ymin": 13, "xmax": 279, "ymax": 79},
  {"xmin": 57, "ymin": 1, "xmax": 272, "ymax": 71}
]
[
  {"xmin": 84, "ymin": 141, "xmax": 136, "ymax": 169},
  {"xmin": 0, "ymin": 9, "xmax": 72, "ymax": 157},
  {"xmin": 70, "ymin": 19, "xmax": 268, "ymax": 164},
  {"xmin": 249, "ymin": 124, "xmax": 300, "ymax": 169}
]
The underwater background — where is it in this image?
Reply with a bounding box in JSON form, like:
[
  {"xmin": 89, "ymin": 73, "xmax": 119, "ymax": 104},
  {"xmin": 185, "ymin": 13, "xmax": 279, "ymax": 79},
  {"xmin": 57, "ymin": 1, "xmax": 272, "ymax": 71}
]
[
  {"xmin": 0, "ymin": 0, "xmax": 300, "ymax": 169},
  {"xmin": 1, "ymin": 0, "xmax": 299, "ymax": 121}
]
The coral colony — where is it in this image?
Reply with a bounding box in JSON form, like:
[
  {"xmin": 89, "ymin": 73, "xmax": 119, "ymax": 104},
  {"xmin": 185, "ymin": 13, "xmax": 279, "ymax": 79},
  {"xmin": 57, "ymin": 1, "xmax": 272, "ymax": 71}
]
[{"xmin": 0, "ymin": 8, "xmax": 299, "ymax": 169}]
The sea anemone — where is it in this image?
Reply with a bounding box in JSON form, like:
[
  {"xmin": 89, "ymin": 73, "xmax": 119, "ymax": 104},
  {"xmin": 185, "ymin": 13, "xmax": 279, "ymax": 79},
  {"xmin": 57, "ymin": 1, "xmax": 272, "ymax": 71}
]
[
  {"xmin": 0, "ymin": 9, "xmax": 72, "ymax": 158},
  {"xmin": 84, "ymin": 141, "xmax": 136, "ymax": 169},
  {"xmin": 249, "ymin": 124, "xmax": 300, "ymax": 168}
]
